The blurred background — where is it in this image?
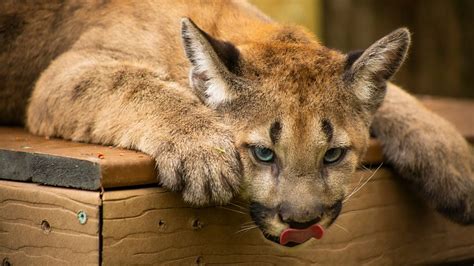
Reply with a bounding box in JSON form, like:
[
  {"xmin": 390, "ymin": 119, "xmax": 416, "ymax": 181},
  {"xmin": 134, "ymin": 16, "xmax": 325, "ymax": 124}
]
[{"xmin": 251, "ymin": 0, "xmax": 474, "ymax": 99}]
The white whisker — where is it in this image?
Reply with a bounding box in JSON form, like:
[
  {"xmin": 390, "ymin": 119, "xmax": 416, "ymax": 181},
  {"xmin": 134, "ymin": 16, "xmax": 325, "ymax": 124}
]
[
  {"xmin": 345, "ymin": 167, "xmax": 370, "ymax": 201},
  {"xmin": 233, "ymin": 198, "xmax": 250, "ymax": 205},
  {"xmin": 217, "ymin": 206, "xmax": 247, "ymax": 215},
  {"xmin": 343, "ymin": 162, "xmax": 383, "ymax": 203},
  {"xmin": 334, "ymin": 222, "xmax": 349, "ymax": 234},
  {"xmin": 241, "ymin": 221, "xmax": 256, "ymax": 226},
  {"xmin": 235, "ymin": 225, "xmax": 258, "ymax": 234},
  {"xmin": 228, "ymin": 202, "xmax": 248, "ymax": 210}
]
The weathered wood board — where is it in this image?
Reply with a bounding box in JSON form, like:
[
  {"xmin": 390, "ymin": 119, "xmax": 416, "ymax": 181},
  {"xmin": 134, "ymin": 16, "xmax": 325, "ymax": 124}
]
[
  {"xmin": 3, "ymin": 169, "xmax": 474, "ymax": 265},
  {"xmin": 0, "ymin": 180, "xmax": 101, "ymax": 265},
  {"xmin": 0, "ymin": 127, "xmax": 155, "ymax": 190},
  {"xmin": 102, "ymin": 169, "xmax": 474, "ymax": 265}
]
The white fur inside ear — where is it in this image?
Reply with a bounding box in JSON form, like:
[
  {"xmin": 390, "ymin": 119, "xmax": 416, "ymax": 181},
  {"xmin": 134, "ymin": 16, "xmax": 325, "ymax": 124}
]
[
  {"xmin": 192, "ymin": 49, "xmax": 233, "ymax": 107},
  {"xmin": 354, "ymin": 82, "xmax": 376, "ymax": 102},
  {"xmin": 352, "ymin": 43, "xmax": 405, "ymax": 102},
  {"xmin": 205, "ymin": 77, "xmax": 232, "ymax": 107},
  {"xmin": 350, "ymin": 28, "xmax": 410, "ymax": 104},
  {"xmin": 182, "ymin": 18, "xmax": 233, "ymax": 107},
  {"xmin": 353, "ymin": 45, "xmax": 393, "ymax": 101},
  {"xmin": 192, "ymin": 48, "xmax": 232, "ymax": 106}
]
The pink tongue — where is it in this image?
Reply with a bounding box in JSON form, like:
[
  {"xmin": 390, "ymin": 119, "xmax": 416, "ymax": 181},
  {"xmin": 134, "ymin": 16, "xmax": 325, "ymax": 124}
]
[{"xmin": 279, "ymin": 224, "xmax": 324, "ymax": 245}]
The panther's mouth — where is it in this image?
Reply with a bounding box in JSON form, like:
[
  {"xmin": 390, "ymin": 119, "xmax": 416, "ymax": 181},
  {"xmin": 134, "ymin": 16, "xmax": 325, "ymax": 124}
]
[
  {"xmin": 262, "ymin": 219, "xmax": 325, "ymax": 247},
  {"xmin": 250, "ymin": 201, "xmax": 342, "ymax": 247},
  {"xmin": 279, "ymin": 223, "xmax": 324, "ymax": 245}
]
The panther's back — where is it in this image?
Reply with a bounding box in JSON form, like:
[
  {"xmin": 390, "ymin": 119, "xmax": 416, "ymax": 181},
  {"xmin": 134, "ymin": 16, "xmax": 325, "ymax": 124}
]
[
  {"xmin": 0, "ymin": 1, "xmax": 105, "ymax": 124},
  {"xmin": 0, "ymin": 0, "xmax": 269, "ymax": 125}
]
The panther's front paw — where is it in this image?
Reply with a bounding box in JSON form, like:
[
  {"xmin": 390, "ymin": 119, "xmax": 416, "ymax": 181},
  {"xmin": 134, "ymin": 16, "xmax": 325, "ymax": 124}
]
[{"xmin": 153, "ymin": 134, "xmax": 242, "ymax": 206}]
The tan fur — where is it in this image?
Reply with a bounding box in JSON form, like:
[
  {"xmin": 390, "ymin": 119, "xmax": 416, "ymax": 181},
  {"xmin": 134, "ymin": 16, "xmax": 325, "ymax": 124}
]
[{"xmin": 1, "ymin": 0, "xmax": 472, "ymax": 243}]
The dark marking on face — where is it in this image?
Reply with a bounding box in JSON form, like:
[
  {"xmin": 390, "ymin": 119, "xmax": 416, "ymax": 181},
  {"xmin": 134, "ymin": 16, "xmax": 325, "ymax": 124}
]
[
  {"xmin": 271, "ymin": 163, "xmax": 279, "ymax": 178},
  {"xmin": 0, "ymin": 14, "xmax": 25, "ymax": 53},
  {"xmin": 326, "ymin": 199, "xmax": 343, "ymax": 226},
  {"xmin": 270, "ymin": 121, "xmax": 282, "ymax": 144},
  {"xmin": 250, "ymin": 201, "xmax": 275, "ymax": 234},
  {"xmin": 321, "ymin": 119, "xmax": 333, "ymax": 142}
]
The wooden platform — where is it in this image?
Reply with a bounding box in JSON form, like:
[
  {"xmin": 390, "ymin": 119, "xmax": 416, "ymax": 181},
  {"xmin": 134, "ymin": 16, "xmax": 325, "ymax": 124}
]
[
  {"xmin": 2, "ymin": 170, "xmax": 474, "ymax": 265},
  {"xmin": 1, "ymin": 96, "xmax": 474, "ymax": 265}
]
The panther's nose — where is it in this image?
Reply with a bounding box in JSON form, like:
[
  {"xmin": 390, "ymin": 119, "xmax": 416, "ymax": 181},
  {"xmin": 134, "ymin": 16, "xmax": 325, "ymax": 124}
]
[{"xmin": 278, "ymin": 202, "xmax": 323, "ymax": 229}]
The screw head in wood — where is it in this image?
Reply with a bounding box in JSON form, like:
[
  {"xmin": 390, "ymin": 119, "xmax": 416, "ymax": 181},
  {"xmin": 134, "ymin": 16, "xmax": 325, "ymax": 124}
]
[{"xmin": 77, "ymin": 210, "xmax": 88, "ymax": 225}]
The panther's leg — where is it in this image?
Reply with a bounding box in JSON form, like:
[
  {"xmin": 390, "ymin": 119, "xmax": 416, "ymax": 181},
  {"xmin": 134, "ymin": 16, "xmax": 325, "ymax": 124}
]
[
  {"xmin": 27, "ymin": 51, "xmax": 242, "ymax": 205},
  {"xmin": 371, "ymin": 82, "xmax": 474, "ymax": 224}
]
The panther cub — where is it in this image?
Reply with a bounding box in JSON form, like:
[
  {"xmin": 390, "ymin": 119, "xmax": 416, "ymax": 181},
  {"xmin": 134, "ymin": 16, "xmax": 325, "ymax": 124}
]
[{"xmin": 1, "ymin": 1, "xmax": 472, "ymax": 244}]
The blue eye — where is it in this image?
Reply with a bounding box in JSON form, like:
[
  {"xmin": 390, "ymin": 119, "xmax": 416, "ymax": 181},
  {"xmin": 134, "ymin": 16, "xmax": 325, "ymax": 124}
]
[
  {"xmin": 323, "ymin": 148, "xmax": 346, "ymax": 165},
  {"xmin": 252, "ymin": 146, "xmax": 275, "ymax": 163}
]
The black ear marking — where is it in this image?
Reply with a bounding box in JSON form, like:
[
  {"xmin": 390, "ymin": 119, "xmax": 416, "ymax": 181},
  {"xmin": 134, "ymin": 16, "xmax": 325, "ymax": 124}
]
[
  {"xmin": 202, "ymin": 31, "xmax": 241, "ymax": 74},
  {"xmin": 181, "ymin": 17, "xmax": 241, "ymax": 74},
  {"xmin": 344, "ymin": 50, "xmax": 364, "ymax": 72}
]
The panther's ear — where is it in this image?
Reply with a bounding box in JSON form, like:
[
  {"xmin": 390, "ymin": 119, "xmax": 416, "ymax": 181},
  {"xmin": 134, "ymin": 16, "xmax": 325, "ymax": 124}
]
[
  {"xmin": 181, "ymin": 17, "xmax": 240, "ymax": 108},
  {"xmin": 344, "ymin": 28, "xmax": 411, "ymax": 112}
]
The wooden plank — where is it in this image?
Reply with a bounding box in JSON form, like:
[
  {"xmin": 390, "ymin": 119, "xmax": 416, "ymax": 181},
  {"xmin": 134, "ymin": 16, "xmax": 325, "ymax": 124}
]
[
  {"xmin": 0, "ymin": 180, "xmax": 101, "ymax": 265},
  {"xmin": 0, "ymin": 127, "xmax": 155, "ymax": 190},
  {"xmin": 0, "ymin": 150, "xmax": 101, "ymax": 190},
  {"xmin": 0, "ymin": 97, "xmax": 472, "ymax": 190},
  {"xmin": 101, "ymin": 169, "xmax": 474, "ymax": 265}
]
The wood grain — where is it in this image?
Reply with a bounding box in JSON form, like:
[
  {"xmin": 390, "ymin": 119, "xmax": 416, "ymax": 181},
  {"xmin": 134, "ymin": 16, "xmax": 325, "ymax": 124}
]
[
  {"xmin": 102, "ymin": 169, "xmax": 474, "ymax": 265},
  {"xmin": 0, "ymin": 180, "xmax": 101, "ymax": 265}
]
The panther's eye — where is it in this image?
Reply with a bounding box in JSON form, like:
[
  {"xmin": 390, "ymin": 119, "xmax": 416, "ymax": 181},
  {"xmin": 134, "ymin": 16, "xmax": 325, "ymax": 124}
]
[
  {"xmin": 323, "ymin": 148, "xmax": 346, "ymax": 165},
  {"xmin": 251, "ymin": 146, "xmax": 275, "ymax": 163}
]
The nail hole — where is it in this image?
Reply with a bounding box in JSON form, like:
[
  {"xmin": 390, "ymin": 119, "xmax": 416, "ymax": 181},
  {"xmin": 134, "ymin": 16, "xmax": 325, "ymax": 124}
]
[
  {"xmin": 158, "ymin": 219, "xmax": 167, "ymax": 231},
  {"xmin": 41, "ymin": 220, "xmax": 51, "ymax": 234},
  {"xmin": 2, "ymin": 258, "xmax": 11, "ymax": 266},
  {"xmin": 195, "ymin": 256, "xmax": 203, "ymax": 265},
  {"xmin": 192, "ymin": 218, "xmax": 203, "ymax": 230}
]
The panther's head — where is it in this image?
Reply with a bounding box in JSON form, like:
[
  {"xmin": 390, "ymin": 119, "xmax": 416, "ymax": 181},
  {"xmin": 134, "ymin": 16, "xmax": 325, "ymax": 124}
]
[{"xmin": 181, "ymin": 18, "xmax": 410, "ymax": 245}]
